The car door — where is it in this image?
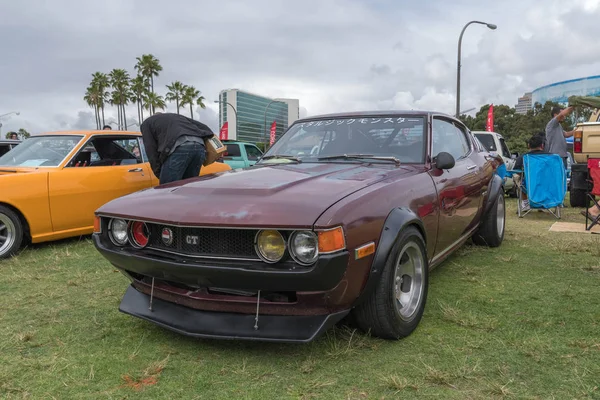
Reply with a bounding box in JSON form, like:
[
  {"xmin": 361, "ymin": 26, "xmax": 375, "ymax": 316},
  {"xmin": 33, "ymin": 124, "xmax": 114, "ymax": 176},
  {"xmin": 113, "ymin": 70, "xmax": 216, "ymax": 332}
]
[
  {"xmin": 48, "ymin": 135, "xmax": 153, "ymax": 233},
  {"xmin": 428, "ymin": 117, "xmax": 480, "ymax": 256},
  {"xmin": 244, "ymin": 144, "xmax": 263, "ymax": 166}
]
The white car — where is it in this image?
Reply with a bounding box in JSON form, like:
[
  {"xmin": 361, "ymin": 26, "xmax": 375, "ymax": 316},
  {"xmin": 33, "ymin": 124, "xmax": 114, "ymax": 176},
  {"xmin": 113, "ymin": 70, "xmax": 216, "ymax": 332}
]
[{"xmin": 473, "ymin": 131, "xmax": 516, "ymax": 196}]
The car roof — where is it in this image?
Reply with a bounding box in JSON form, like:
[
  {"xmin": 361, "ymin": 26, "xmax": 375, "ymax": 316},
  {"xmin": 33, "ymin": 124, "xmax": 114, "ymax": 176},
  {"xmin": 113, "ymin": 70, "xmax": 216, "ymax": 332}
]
[
  {"xmin": 32, "ymin": 130, "xmax": 141, "ymax": 137},
  {"xmin": 472, "ymin": 130, "xmax": 503, "ymax": 137},
  {"xmin": 296, "ymin": 110, "xmax": 454, "ymax": 122}
]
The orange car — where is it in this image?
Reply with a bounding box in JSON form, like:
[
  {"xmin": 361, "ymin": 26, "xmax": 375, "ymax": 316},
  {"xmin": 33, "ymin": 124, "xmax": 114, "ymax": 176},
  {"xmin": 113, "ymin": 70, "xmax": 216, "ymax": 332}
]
[{"xmin": 0, "ymin": 130, "xmax": 231, "ymax": 258}]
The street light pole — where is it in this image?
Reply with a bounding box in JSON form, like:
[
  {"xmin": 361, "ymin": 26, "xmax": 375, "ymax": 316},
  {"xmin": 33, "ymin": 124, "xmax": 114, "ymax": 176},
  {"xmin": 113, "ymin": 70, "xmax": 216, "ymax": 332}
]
[
  {"xmin": 214, "ymin": 100, "xmax": 238, "ymax": 138},
  {"xmin": 456, "ymin": 21, "xmax": 497, "ymax": 118},
  {"xmin": 263, "ymin": 98, "xmax": 284, "ymax": 148}
]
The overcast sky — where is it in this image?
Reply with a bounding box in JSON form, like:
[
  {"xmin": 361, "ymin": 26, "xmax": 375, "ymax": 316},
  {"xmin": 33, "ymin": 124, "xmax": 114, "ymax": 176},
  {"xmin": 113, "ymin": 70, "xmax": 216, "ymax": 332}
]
[{"xmin": 1, "ymin": 0, "xmax": 599, "ymax": 135}]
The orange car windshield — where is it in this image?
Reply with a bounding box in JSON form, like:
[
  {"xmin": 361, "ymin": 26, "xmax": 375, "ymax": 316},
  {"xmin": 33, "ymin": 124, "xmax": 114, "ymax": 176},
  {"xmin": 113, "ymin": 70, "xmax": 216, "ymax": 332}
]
[{"xmin": 0, "ymin": 135, "xmax": 83, "ymax": 167}]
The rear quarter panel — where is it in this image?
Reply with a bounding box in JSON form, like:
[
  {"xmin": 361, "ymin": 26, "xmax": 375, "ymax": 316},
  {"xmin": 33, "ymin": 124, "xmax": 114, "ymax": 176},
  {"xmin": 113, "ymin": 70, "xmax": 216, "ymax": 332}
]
[{"xmin": 0, "ymin": 172, "xmax": 51, "ymax": 240}]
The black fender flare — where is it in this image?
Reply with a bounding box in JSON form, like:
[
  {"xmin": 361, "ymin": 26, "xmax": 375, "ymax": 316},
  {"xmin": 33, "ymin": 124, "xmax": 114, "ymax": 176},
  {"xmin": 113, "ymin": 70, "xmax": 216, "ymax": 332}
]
[
  {"xmin": 484, "ymin": 174, "xmax": 503, "ymax": 215},
  {"xmin": 571, "ymin": 163, "xmax": 589, "ymax": 191},
  {"xmin": 351, "ymin": 207, "xmax": 426, "ymax": 307}
]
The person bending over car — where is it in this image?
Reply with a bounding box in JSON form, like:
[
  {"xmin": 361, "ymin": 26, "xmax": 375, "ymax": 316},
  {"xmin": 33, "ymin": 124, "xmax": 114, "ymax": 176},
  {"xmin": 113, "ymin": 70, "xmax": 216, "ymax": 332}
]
[
  {"xmin": 513, "ymin": 133, "xmax": 547, "ymax": 211},
  {"xmin": 140, "ymin": 112, "xmax": 214, "ymax": 184}
]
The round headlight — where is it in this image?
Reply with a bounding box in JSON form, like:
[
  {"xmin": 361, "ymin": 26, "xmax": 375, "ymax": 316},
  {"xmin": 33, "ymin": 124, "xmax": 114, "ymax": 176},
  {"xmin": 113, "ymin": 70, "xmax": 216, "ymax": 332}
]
[
  {"xmin": 255, "ymin": 230, "xmax": 286, "ymax": 263},
  {"xmin": 109, "ymin": 218, "xmax": 129, "ymax": 246},
  {"xmin": 290, "ymin": 231, "xmax": 319, "ymax": 265},
  {"xmin": 129, "ymin": 221, "xmax": 150, "ymax": 248}
]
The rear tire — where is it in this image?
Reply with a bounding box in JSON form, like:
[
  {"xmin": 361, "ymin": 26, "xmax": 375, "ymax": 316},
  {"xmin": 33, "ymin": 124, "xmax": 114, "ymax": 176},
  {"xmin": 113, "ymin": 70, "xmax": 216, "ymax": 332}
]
[
  {"xmin": 352, "ymin": 227, "xmax": 428, "ymax": 339},
  {"xmin": 473, "ymin": 191, "xmax": 505, "ymax": 247},
  {"xmin": 0, "ymin": 206, "xmax": 24, "ymax": 259},
  {"xmin": 569, "ymin": 188, "xmax": 589, "ymax": 208}
]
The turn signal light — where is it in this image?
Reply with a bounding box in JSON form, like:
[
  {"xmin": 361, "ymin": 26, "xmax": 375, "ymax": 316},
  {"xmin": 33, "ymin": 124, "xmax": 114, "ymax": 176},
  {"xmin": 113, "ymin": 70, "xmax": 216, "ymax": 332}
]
[
  {"xmin": 318, "ymin": 227, "xmax": 345, "ymax": 253},
  {"xmin": 355, "ymin": 242, "xmax": 376, "ymax": 260},
  {"xmin": 93, "ymin": 216, "xmax": 101, "ymax": 233}
]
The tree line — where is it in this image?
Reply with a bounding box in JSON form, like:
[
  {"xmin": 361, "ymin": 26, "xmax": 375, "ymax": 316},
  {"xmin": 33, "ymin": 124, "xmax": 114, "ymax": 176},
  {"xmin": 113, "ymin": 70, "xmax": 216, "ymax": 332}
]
[
  {"xmin": 84, "ymin": 54, "xmax": 206, "ymax": 130},
  {"xmin": 459, "ymin": 101, "xmax": 593, "ymax": 154},
  {"xmin": 4, "ymin": 129, "xmax": 31, "ymax": 140}
]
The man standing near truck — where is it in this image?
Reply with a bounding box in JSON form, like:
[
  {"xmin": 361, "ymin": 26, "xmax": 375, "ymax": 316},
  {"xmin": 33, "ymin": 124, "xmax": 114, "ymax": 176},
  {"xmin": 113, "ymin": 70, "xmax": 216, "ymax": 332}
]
[{"xmin": 545, "ymin": 106, "xmax": 580, "ymax": 169}]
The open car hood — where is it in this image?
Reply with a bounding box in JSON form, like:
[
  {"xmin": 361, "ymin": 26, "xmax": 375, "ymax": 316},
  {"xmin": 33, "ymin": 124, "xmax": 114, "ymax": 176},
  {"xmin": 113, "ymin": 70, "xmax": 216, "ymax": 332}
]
[{"xmin": 97, "ymin": 163, "xmax": 419, "ymax": 228}]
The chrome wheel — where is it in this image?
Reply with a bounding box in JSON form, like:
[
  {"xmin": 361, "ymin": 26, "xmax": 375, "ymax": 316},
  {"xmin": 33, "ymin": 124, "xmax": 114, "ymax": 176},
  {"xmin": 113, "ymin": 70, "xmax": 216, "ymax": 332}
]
[
  {"xmin": 393, "ymin": 241, "xmax": 425, "ymax": 321},
  {"xmin": 496, "ymin": 194, "xmax": 505, "ymax": 238},
  {"xmin": 0, "ymin": 213, "xmax": 16, "ymax": 256}
]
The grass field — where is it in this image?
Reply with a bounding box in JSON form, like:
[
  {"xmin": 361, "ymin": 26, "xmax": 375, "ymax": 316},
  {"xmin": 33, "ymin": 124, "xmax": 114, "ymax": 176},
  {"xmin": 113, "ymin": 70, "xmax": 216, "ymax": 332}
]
[{"xmin": 2, "ymin": 199, "xmax": 600, "ymax": 399}]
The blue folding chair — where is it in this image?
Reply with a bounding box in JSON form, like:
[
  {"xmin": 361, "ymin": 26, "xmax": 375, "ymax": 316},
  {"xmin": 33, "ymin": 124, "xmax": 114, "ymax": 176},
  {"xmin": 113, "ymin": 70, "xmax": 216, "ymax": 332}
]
[{"xmin": 512, "ymin": 153, "xmax": 567, "ymax": 218}]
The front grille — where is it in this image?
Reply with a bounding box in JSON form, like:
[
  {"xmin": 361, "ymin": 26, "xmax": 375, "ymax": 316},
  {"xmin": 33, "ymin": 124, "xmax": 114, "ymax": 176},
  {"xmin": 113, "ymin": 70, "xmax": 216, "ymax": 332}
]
[{"xmin": 147, "ymin": 224, "xmax": 259, "ymax": 260}]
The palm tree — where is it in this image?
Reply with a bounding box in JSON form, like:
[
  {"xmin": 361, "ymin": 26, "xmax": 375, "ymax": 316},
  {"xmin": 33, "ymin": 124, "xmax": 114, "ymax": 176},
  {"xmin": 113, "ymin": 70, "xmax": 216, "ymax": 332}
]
[
  {"xmin": 109, "ymin": 69, "xmax": 131, "ymax": 129},
  {"xmin": 144, "ymin": 92, "xmax": 166, "ymax": 115},
  {"xmin": 181, "ymin": 86, "xmax": 206, "ymax": 120},
  {"xmin": 165, "ymin": 81, "xmax": 187, "ymax": 114},
  {"xmin": 134, "ymin": 54, "xmax": 162, "ymax": 95},
  {"xmin": 130, "ymin": 75, "xmax": 147, "ymax": 125},
  {"xmin": 84, "ymin": 85, "xmax": 101, "ymax": 129},
  {"xmin": 91, "ymin": 72, "xmax": 109, "ymax": 126}
]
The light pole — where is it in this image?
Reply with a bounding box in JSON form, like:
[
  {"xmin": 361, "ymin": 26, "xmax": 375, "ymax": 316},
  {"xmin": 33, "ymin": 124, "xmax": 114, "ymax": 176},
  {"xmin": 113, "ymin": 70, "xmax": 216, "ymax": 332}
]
[
  {"xmin": 214, "ymin": 100, "xmax": 238, "ymax": 139},
  {"xmin": 263, "ymin": 98, "xmax": 284, "ymax": 148},
  {"xmin": 456, "ymin": 21, "xmax": 497, "ymax": 118},
  {"xmin": 0, "ymin": 111, "xmax": 20, "ymax": 136}
]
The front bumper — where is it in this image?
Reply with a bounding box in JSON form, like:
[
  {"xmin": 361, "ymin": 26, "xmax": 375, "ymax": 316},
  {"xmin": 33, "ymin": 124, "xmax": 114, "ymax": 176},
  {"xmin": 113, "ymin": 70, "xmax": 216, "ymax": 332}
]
[{"xmin": 119, "ymin": 285, "xmax": 349, "ymax": 343}]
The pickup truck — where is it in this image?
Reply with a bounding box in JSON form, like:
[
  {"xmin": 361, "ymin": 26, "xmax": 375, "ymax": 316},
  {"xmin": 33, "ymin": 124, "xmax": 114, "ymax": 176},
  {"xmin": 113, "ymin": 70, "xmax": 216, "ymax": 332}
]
[
  {"xmin": 472, "ymin": 131, "xmax": 516, "ymax": 196},
  {"xmin": 570, "ymin": 109, "xmax": 600, "ymax": 207},
  {"xmin": 219, "ymin": 140, "xmax": 264, "ymax": 169}
]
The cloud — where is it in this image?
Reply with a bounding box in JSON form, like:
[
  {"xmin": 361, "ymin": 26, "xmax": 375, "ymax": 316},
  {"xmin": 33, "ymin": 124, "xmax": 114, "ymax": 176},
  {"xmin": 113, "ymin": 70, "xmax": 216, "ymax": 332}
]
[{"xmin": 0, "ymin": 0, "xmax": 599, "ymax": 134}]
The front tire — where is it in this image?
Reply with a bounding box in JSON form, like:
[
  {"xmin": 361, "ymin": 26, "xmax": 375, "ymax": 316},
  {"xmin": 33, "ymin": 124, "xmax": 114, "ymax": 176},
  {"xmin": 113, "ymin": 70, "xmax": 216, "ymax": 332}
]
[
  {"xmin": 473, "ymin": 190, "xmax": 505, "ymax": 247},
  {"xmin": 0, "ymin": 206, "xmax": 24, "ymax": 259},
  {"xmin": 352, "ymin": 227, "xmax": 429, "ymax": 339}
]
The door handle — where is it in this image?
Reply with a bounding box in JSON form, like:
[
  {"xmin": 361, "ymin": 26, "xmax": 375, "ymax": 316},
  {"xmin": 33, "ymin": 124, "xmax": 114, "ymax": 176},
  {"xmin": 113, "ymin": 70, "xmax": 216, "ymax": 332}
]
[
  {"xmin": 128, "ymin": 168, "xmax": 143, "ymax": 172},
  {"xmin": 466, "ymin": 165, "xmax": 477, "ymax": 170}
]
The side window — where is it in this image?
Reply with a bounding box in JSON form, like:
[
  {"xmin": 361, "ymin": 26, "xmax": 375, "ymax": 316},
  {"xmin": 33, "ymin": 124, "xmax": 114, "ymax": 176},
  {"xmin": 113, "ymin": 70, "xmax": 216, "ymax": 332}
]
[
  {"xmin": 499, "ymin": 138, "xmax": 511, "ymax": 158},
  {"xmin": 67, "ymin": 136, "xmax": 141, "ymax": 167},
  {"xmin": 138, "ymin": 138, "xmax": 148, "ymax": 163},
  {"xmin": 432, "ymin": 118, "xmax": 470, "ymax": 160},
  {"xmin": 453, "ymin": 123, "xmax": 471, "ymax": 157},
  {"xmin": 244, "ymin": 145, "xmax": 262, "ymax": 161},
  {"xmin": 223, "ymin": 144, "xmax": 241, "ymax": 158}
]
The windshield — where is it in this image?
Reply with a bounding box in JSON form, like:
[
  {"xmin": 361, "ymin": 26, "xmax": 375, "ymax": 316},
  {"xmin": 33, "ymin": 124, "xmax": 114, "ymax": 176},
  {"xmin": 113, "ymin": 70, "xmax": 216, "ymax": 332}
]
[
  {"xmin": 0, "ymin": 135, "xmax": 83, "ymax": 167},
  {"xmin": 261, "ymin": 115, "xmax": 426, "ymax": 164},
  {"xmin": 474, "ymin": 133, "xmax": 497, "ymax": 152}
]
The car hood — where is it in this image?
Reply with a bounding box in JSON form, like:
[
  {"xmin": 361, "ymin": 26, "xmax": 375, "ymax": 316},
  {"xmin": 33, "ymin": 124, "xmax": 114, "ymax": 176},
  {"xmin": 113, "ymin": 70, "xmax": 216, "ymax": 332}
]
[{"xmin": 97, "ymin": 163, "xmax": 419, "ymax": 228}]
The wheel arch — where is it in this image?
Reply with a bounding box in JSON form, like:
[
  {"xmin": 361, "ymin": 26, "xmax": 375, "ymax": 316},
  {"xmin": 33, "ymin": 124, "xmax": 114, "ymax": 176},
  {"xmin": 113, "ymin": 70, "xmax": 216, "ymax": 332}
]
[
  {"xmin": 484, "ymin": 174, "xmax": 504, "ymax": 215},
  {"xmin": 0, "ymin": 202, "xmax": 31, "ymax": 243},
  {"xmin": 351, "ymin": 207, "xmax": 427, "ymax": 308}
]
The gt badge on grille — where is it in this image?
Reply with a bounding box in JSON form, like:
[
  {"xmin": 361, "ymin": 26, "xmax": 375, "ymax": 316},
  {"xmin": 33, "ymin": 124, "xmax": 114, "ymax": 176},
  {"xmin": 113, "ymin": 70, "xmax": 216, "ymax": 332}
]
[
  {"xmin": 186, "ymin": 235, "xmax": 199, "ymax": 245},
  {"xmin": 161, "ymin": 228, "xmax": 174, "ymax": 245}
]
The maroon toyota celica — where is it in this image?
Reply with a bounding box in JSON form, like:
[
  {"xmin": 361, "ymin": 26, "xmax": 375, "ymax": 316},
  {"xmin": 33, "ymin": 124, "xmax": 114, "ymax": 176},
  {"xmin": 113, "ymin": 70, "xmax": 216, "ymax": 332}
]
[{"xmin": 93, "ymin": 111, "xmax": 506, "ymax": 343}]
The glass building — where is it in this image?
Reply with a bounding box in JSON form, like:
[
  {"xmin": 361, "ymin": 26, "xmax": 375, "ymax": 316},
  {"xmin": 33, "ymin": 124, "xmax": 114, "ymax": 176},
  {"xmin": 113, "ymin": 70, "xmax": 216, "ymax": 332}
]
[
  {"xmin": 217, "ymin": 89, "xmax": 300, "ymax": 144},
  {"xmin": 532, "ymin": 75, "xmax": 600, "ymax": 107}
]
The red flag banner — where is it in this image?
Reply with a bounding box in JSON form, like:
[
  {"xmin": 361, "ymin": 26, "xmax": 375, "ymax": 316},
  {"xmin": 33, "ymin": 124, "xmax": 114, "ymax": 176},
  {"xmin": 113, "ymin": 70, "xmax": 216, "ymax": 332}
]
[
  {"xmin": 219, "ymin": 122, "xmax": 228, "ymax": 140},
  {"xmin": 269, "ymin": 121, "xmax": 277, "ymax": 145},
  {"xmin": 486, "ymin": 104, "xmax": 494, "ymax": 132}
]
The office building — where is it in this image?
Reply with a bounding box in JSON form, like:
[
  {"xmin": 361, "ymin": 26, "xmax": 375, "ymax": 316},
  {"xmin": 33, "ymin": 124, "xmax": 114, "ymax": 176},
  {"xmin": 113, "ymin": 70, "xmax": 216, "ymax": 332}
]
[
  {"xmin": 217, "ymin": 89, "xmax": 300, "ymax": 143},
  {"xmin": 515, "ymin": 92, "xmax": 532, "ymax": 114}
]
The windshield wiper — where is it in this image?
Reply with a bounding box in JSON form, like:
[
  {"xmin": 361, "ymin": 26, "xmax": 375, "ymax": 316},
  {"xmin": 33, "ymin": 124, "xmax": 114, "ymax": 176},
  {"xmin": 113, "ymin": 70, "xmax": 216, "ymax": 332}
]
[
  {"xmin": 317, "ymin": 154, "xmax": 401, "ymax": 165},
  {"xmin": 260, "ymin": 155, "xmax": 302, "ymax": 163}
]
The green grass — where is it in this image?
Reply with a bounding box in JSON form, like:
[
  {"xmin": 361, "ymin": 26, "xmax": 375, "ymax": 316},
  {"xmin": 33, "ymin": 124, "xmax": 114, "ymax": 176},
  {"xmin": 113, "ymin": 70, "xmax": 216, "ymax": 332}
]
[{"xmin": 2, "ymin": 199, "xmax": 600, "ymax": 399}]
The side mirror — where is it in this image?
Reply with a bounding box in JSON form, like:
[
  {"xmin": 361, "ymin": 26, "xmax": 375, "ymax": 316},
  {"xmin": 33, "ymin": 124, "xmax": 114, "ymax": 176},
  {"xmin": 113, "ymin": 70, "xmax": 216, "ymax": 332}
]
[
  {"xmin": 511, "ymin": 152, "xmax": 519, "ymax": 159},
  {"xmin": 433, "ymin": 152, "xmax": 455, "ymax": 170}
]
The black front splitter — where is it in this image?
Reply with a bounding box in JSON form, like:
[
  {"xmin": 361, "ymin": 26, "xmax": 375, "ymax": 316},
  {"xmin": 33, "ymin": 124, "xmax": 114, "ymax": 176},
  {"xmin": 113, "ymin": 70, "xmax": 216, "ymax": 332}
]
[{"xmin": 118, "ymin": 285, "xmax": 349, "ymax": 343}]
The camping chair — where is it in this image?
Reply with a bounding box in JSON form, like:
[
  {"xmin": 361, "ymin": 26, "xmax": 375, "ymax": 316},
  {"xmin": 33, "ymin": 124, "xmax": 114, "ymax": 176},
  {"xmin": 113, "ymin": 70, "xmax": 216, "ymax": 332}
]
[
  {"xmin": 584, "ymin": 158, "xmax": 600, "ymax": 231},
  {"xmin": 512, "ymin": 153, "xmax": 566, "ymax": 219}
]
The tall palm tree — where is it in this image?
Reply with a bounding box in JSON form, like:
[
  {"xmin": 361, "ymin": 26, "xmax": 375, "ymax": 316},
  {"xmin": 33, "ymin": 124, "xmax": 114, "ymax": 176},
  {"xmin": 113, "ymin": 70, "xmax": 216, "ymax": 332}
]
[
  {"xmin": 84, "ymin": 85, "xmax": 101, "ymax": 129},
  {"xmin": 181, "ymin": 86, "xmax": 206, "ymax": 120},
  {"xmin": 130, "ymin": 75, "xmax": 147, "ymax": 125},
  {"xmin": 134, "ymin": 54, "xmax": 162, "ymax": 95},
  {"xmin": 144, "ymin": 92, "xmax": 166, "ymax": 115},
  {"xmin": 91, "ymin": 72, "xmax": 109, "ymax": 126},
  {"xmin": 109, "ymin": 69, "xmax": 131, "ymax": 129},
  {"xmin": 165, "ymin": 81, "xmax": 187, "ymax": 114}
]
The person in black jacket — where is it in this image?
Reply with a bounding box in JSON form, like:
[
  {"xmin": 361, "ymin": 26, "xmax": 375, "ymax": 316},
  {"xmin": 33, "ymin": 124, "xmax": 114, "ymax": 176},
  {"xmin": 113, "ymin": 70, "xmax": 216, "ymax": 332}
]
[{"xmin": 140, "ymin": 112, "xmax": 214, "ymax": 184}]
